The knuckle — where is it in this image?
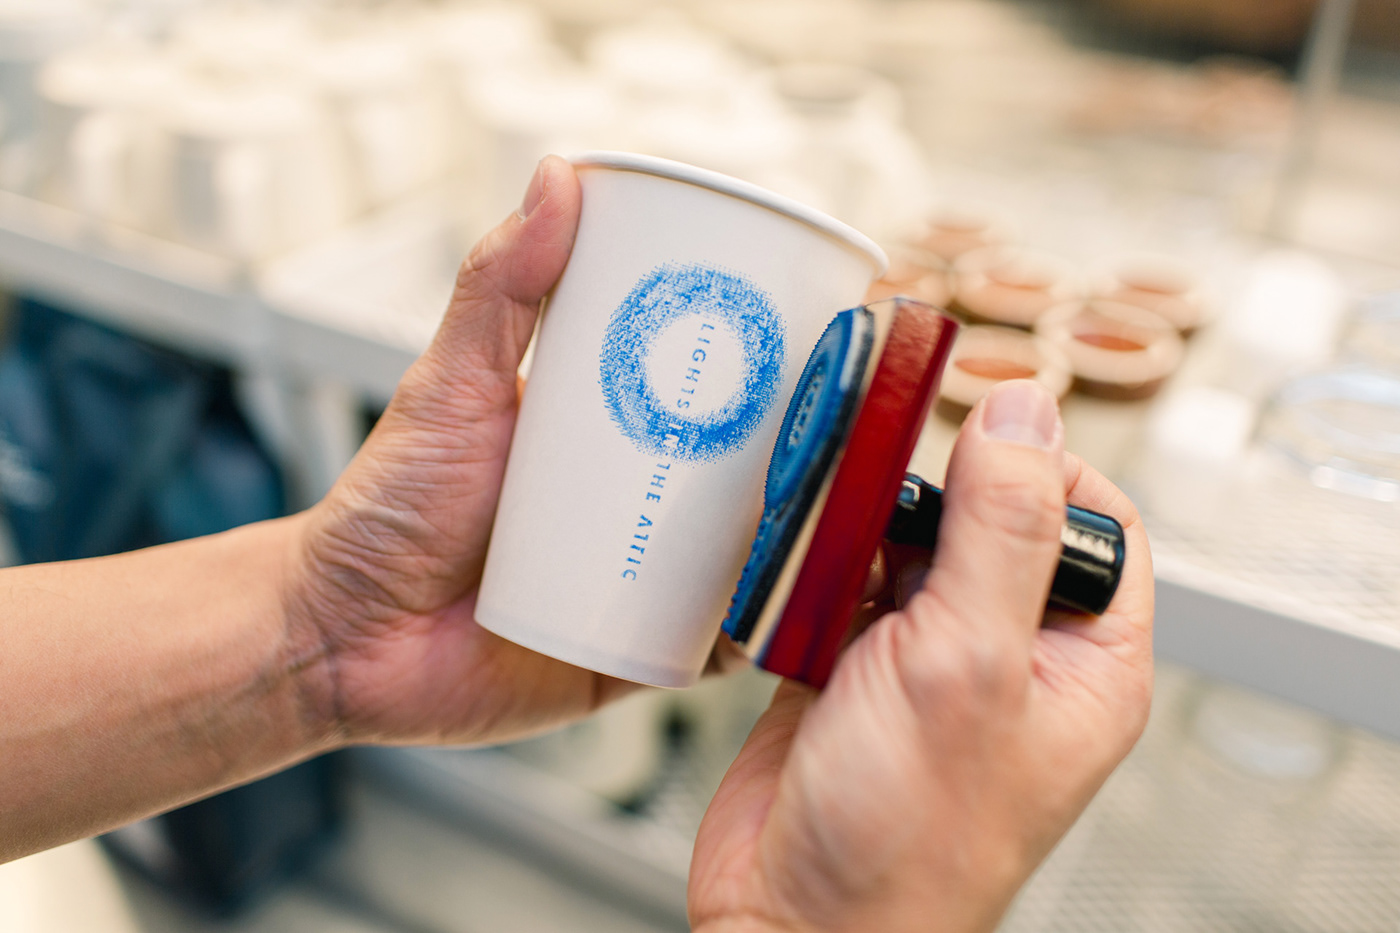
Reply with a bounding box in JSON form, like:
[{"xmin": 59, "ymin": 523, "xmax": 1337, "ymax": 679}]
[
  {"xmin": 969, "ymin": 468, "xmax": 1063, "ymax": 545},
  {"xmin": 456, "ymin": 232, "xmax": 505, "ymax": 292},
  {"xmin": 956, "ymin": 633, "xmax": 1019, "ymax": 700},
  {"xmin": 892, "ymin": 597, "xmax": 1024, "ymax": 709}
]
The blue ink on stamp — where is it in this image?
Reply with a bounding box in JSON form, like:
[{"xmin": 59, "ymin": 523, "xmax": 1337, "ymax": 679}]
[{"xmin": 599, "ymin": 263, "xmax": 786, "ymax": 463}]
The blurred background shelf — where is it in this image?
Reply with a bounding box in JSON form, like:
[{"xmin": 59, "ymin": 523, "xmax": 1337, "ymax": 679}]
[
  {"xmin": 353, "ymin": 746, "xmax": 693, "ymax": 927},
  {"xmin": 0, "ymin": 190, "xmax": 253, "ymax": 364},
  {"xmin": 0, "ymin": 186, "xmax": 441, "ymax": 397},
  {"xmin": 260, "ymin": 184, "xmax": 469, "ymax": 403},
  {"xmin": 0, "ymin": 187, "xmax": 457, "ymax": 502}
]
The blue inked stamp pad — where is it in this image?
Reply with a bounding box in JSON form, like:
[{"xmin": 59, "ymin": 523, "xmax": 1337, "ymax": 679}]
[
  {"xmin": 599, "ymin": 263, "xmax": 786, "ymax": 463},
  {"xmin": 724, "ymin": 307, "xmax": 874, "ymax": 646}
]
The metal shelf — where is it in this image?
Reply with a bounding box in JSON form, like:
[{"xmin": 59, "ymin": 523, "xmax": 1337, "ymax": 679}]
[
  {"xmin": 259, "ymin": 188, "xmax": 465, "ymax": 403},
  {"xmin": 1142, "ymin": 462, "xmax": 1400, "ymax": 744},
  {"xmin": 353, "ymin": 746, "xmax": 692, "ymax": 928},
  {"xmin": 0, "ymin": 191, "xmax": 257, "ymax": 365},
  {"xmin": 0, "ymin": 190, "xmax": 453, "ymax": 501},
  {"xmin": 0, "ymin": 189, "xmax": 440, "ymax": 399},
  {"xmin": 355, "ymin": 663, "xmax": 1400, "ymax": 933}
]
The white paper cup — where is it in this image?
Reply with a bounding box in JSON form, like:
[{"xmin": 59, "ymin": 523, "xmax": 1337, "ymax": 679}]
[{"xmin": 476, "ymin": 151, "xmax": 886, "ymax": 687}]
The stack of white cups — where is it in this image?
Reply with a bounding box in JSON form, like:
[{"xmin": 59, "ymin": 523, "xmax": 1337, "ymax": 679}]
[{"xmin": 7, "ymin": 1, "xmax": 931, "ymax": 269}]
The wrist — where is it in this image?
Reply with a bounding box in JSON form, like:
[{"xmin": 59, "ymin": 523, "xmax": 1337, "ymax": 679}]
[
  {"xmin": 0, "ymin": 512, "xmax": 344, "ymax": 859},
  {"xmin": 273, "ymin": 508, "xmax": 355, "ymax": 752}
]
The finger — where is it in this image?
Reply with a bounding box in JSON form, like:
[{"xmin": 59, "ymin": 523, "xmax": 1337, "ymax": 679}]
[
  {"xmin": 1044, "ymin": 453, "xmax": 1154, "ymax": 661},
  {"xmin": 842, "ymin": 598, "xmax": 898, "ymax": 648},
  {"xmin": 377, "ymin": 155, "xmax": 579, "ymax": 460},
  {"xmin": 418, "ymin": 154, "xmax": 582, "ymax": 404},
  {"xmin": 860, "ymin": 542, "xmax": 924, "ymax": 607},
  {"xmin": 894, "ymin": 554, "xmax": 932, "ymax": 609},
  {"xmin": 325, "ymin": 158, "xmax": 582, "ymax": 603},
  {"xmin": 913, "ymin": 380, "xmax": 1066, "ymax": 644},
  {"xmin": 862, "ymin": 546, "xmax": 888, "ymax": 603},
  {"xmin": 702, "ymin": 632, "xmax": 753, "ymax": 677},
  {"xmin": 1061, "ymin": 451, "xmax": 1137, "ymax": 533}
]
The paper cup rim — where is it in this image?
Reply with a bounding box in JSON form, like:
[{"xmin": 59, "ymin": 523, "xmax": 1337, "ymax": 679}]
[{"xmin": 570, "ymin": 150, "xmax": 888, "ymax": 277}]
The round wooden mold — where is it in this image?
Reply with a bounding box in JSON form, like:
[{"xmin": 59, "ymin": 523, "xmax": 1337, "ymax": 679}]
[
  {"xmin": 937, "ymin": 325, "xmax": 1072, "ymax": 422},
  {"xmin": 1036, "ymin": 299, "xmax": 1185, "ymax": 400},
  {"xmin": 952, "ymin": 247, "xmax": 1079, "ymax": 329}
]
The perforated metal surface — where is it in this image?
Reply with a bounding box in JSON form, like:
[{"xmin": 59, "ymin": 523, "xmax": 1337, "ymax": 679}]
[
  {"xmin": 1130, "ymin": 450, "xmax": 1400, "ymax": 644},
  {"xmin": 1003, "ymin": 668, "xmax": 1400, "ymax": 933},
  {"xmin": 392, "ymin": 664, "xmax": 1400, "ymax": 932}
]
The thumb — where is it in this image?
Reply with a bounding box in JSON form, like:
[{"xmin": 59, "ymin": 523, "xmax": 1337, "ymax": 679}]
[
  {"xmin": 415, "ymin": 154, "xmax": 582, "ymax": 407},
  {"xmin": 913, "ymin": 379, "xmax": 1066, "ymax": 645},
  {"xmin": 314, "ymin": 157, "xmax": 581, "ymax": 603}
]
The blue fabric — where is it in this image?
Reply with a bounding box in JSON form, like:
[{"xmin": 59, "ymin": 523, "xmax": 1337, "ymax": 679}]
[{"xmin": 0, "ymin": 299, "xmax": 283, "ymax": 563}]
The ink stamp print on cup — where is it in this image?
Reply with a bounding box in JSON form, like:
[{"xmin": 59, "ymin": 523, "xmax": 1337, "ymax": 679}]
[{"xmin": 598, "ymin": 262, "xmax": 787, "ymax": 464}]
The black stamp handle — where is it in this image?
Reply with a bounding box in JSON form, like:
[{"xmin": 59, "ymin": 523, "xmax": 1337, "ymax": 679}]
[{"xmin": 885, "ymin": 474, "xmax": 1126, "ymax": 617}]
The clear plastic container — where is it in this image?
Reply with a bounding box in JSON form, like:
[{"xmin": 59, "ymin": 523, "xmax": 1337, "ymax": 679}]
[{"xmin": 1259, "ymin": 367, "xmax": 1400, "ymax": 502}]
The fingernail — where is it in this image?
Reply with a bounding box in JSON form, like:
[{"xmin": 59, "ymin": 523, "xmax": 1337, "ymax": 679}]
[
  {"xmin": 517, "ymin": 159, "xmax": 546, "ymax": 220},
  {"xmin": 980, "ymin": 380, "xmax": 1059, "ymax": 450}
]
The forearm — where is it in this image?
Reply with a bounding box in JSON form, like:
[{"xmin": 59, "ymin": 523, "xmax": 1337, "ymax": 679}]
[{"xmin": 0, "ymin": 514, "xmax": 338, "ymax": 863}]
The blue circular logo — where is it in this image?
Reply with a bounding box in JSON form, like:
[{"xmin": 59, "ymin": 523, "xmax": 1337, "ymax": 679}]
[{"xmin": 599, "ymin": 263, "xmax": 787, "ymax": 463}]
